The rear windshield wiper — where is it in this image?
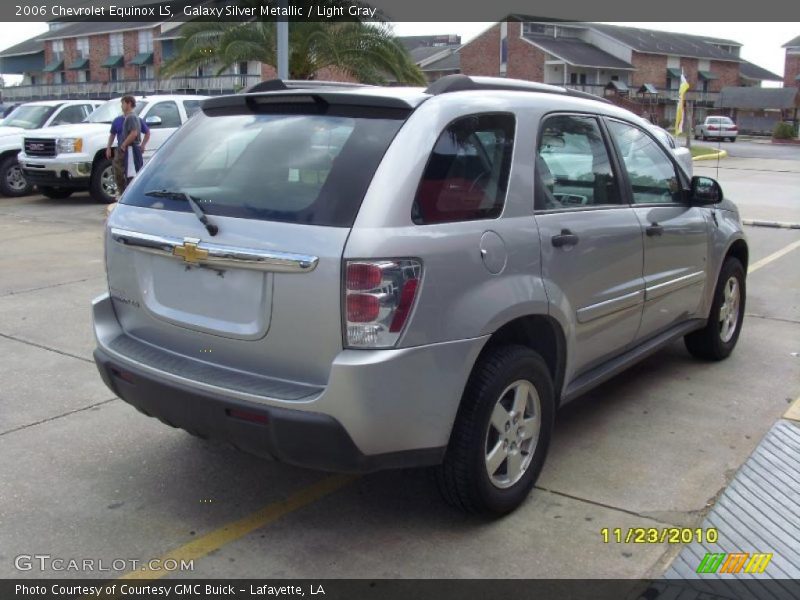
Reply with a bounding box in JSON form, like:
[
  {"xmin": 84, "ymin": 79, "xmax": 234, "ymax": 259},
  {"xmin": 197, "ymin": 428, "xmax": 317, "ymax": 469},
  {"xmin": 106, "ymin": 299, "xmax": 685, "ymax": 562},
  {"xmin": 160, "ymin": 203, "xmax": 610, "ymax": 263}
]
[{"xmin": 145, "ymin": 189, "xmax": 219, "ymax": 236}]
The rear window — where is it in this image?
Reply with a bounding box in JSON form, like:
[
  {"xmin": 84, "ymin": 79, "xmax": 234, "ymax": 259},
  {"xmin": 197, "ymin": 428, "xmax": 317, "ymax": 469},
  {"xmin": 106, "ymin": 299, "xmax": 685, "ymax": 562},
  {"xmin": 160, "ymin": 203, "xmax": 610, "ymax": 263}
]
[
  {"xmin": 412, "ymin": 113, "xmax": 515, "ymax": 224},
  {"xmin": 121, "ymin": 111, "xmax": 405, "ymax": 227}
]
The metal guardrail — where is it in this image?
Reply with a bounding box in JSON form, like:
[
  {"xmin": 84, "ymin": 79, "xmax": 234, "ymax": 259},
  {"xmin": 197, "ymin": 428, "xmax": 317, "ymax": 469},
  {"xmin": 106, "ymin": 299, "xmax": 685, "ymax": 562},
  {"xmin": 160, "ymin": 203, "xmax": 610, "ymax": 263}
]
[
  {"xmin": 561, "ymin": 84, "xmax": 719, "ymax": 105},
  {"xmin": 1, "ymin": 74, "xmax": 263, "ymax": 101}
]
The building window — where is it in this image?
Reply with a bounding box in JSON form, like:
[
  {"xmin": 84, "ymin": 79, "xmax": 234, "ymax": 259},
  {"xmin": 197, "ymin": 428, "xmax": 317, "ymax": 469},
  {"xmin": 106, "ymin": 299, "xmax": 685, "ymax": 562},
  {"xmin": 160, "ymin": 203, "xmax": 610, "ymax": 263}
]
[
  {"xmin": 524, "ymin": 23, "xmax": 555, "ymax": 37},
  {"xmin": 138, "ymin": 30, "xmax": 153, "ymax": 53},
  {"xmin": 76, "ymin": 37, "xmax": 89, "ymax": 59},
  {"xmin": 30, "ymin": 75, "xmax": 37, "ymax": 85},
  {"xmin": 570, "ymin": 72, "xmax": 578, "ymax": 84},
  {"xmin": 54, "ymin": 71, "xmax": 65, "ymax": 84},
  {"xmin": 500, "ymin": 22, "xmax": 508, "ymax": 75},
  {"xmin": 579, "ymin": 73, "xmax": 587, "ymax": 85},
  {"xmin": 139, "ymin": 65, "xmax": 154, "ymax": 80},
  {"xmin": 110, "ymin": 68, "xmax": 119, "ymax": 82},
  {"xmin": 51, "ymin": 39, "xmax": 64, "ymax": 61},
  {"xmin": 109, "ymin": 33, "xmax": 124, "ymax": 56}
]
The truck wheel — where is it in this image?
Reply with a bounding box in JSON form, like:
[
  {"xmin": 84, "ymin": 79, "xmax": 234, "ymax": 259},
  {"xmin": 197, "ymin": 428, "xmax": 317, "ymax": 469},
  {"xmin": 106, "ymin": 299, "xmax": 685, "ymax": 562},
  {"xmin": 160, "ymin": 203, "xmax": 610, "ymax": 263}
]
[
  {"xmin": 0, "ymin": 155, "xmax": 33, "ymax": 197},
  {"xmin": 38, "ymin": 186, "xmax": 73, "ymax": 199},
  {"xmin": 437, "ymin": 345, "xmax": 555, "ymax": 515},
  {"xmin": 90, "ymin": 159, "xmax": 117, "ymax": 204},
  {"xmin": 685, "ymin": 257, "xmax": 745, "ymax": 361}
]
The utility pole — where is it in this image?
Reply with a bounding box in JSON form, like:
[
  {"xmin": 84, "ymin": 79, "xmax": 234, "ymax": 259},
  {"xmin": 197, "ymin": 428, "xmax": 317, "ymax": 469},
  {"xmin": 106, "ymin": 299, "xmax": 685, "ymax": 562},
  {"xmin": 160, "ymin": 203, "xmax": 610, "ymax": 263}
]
[
  {"xmin": 277, "ymin": 0, "xmax": 289, "ymax": 79},
  {"xmin": 686, "ymin": 100, "xmax": 693, "ymax": 150}
]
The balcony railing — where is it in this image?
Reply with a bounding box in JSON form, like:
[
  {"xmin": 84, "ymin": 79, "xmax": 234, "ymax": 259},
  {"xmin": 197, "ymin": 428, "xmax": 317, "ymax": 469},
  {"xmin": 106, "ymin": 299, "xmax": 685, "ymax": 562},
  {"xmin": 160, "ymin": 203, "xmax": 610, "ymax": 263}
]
[
  {"xmin": 0, "ymin": 74, "xmax": 263, "ymax": 101},
  {"xmin": 561, "ymin": 83, "xmax": 720, "ymax": 105}
]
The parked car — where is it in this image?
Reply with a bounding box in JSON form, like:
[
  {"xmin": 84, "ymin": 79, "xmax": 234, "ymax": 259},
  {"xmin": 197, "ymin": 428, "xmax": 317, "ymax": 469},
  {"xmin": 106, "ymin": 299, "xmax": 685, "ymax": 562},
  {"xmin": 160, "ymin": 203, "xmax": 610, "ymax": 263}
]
[
  {"xmin": 1, "ymin": 103, "xmax": 21, "ymax": 118},
  {"xmin": 648, "ymin": 125, "xmax": 693, "ymax": 177},
  {"xmin": 17, "ymin": 95, "xmax": 206, "ymax": 203},
  {"xmin": 93, "ymin": 76, "xmax": 747, "ymax": 515},
  {"xmin": 0, "ymin": 100, "xmax": 101, "ymax": 197},
  {"xmin": 695, "ymin": 116, "xmax": 738, "ymax": 142}
]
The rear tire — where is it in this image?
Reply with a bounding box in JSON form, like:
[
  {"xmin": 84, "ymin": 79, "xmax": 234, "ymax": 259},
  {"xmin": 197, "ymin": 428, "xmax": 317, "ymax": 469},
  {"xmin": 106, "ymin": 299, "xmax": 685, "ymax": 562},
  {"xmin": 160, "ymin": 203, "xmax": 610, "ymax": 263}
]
[
  {"xmin": 684, "ymin": 258, "xmax": 745, "ymax": 361},
  {"xmin": 436, "ymin": 345, "xmax": 555, "ymax": 515},
  {"xmin": 38, "ymin": 186, "xmax": 73, "ymax": 199},
  {"xmin": 90, "ymin": 158, "xmax": 117, "ymax": 204},
  {"xmin": 729, "ymin": 137, "xmax": 736, "ymax": 143},
  {"xmin": 0, "ymin": 155, "xmax": 33, "ymax": 197}
]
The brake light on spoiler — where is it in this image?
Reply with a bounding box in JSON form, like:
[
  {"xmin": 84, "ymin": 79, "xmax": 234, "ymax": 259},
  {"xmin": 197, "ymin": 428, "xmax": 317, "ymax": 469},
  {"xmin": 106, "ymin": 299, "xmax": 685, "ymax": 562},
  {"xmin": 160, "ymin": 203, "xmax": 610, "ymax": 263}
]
[{"xmin": 343, "ymin": 260, "xmax": 422, "ymax": 348}]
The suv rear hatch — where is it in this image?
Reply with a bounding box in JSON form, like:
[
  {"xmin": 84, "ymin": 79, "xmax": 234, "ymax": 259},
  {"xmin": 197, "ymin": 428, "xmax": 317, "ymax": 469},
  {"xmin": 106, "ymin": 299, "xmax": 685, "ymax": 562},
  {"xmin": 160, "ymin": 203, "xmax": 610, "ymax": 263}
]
[{"xmin": 105, "ymin": 90, "xmax": 413, "ymax": 389}]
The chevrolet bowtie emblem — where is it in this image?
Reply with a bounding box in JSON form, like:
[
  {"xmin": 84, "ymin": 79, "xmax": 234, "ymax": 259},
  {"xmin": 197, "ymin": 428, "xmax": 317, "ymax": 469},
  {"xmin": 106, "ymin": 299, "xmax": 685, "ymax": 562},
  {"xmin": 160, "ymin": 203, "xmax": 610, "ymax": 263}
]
[{"xmin": 173, "ymin": 239, "xmax": 208, "ymax": 263}]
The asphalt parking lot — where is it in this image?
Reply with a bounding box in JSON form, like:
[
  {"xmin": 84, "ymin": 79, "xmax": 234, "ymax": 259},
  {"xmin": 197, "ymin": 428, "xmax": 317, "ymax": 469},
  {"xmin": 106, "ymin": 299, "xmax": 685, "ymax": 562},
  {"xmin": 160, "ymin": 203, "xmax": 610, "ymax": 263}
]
[{"xmin": 0, "ymin": 151, "xmax": 798, "ymax": 580}]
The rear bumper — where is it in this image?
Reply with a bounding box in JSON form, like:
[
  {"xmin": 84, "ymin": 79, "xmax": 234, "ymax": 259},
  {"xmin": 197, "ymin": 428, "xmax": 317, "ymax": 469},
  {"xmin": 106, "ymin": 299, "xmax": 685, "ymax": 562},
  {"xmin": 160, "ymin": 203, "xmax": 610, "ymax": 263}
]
[{"xmin": 92, "ymin": 293, "xmax": 487, "ymax": 473}]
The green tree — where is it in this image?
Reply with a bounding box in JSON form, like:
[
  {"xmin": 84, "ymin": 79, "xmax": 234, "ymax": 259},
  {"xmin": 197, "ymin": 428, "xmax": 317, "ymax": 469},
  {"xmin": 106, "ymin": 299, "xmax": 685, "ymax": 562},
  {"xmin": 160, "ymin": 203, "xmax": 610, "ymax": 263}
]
[{"xmin": 161, "ymin": 1, "xmax": 426, "ymax": 85}]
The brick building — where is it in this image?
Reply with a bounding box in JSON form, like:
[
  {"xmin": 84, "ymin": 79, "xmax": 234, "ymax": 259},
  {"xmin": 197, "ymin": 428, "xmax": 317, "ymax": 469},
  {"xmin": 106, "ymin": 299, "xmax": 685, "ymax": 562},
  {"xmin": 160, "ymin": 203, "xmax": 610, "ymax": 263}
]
[
  {"xmin": 784, "ymin": 35, "xmax": 800, "ymax": 88},
  {"xmin": 459, "ymin": 19, "xmax": 781, "ymax": 126}
]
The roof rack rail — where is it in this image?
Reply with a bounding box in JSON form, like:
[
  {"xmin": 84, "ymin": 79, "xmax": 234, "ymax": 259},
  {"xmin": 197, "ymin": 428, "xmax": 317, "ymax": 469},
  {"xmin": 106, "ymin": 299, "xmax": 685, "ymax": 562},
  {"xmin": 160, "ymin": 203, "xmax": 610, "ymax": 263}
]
[
  {"xmin": 240, "ymin": 79, "xmax": 372, "ymax": 94},
  {"xmin": 424, "ymin": 74, "xmax": 611, "ymax": 104}
]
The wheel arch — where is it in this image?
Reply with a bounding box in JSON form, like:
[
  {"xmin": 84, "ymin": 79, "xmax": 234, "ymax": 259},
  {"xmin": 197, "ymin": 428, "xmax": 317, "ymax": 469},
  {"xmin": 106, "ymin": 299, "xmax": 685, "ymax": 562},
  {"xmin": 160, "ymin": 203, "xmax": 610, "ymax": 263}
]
[
  {"xmin": 473, "ymin": 314, "xmax": 567, "ymax": 407},
  {"xmin": 90, "ymin": 148, "xmax": 108, "ymax": 179},
  {"xmin": 725, "ymin": 238, "xmax": 749, "ymax": 273}
]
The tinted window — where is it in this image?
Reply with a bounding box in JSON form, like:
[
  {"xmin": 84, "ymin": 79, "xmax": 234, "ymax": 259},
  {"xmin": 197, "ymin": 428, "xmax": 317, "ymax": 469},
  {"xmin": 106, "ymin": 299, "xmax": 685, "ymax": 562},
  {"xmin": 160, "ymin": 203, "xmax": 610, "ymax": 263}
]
[
  {"xmin": 53, "ymin": 104, "xmax": 87, "ymax": 125},
  {"xmin": 607, "ymin": 120, "xmax": 682, "ymax": 205},
  {"xmin": 536, "ymin": 115, "xmax": 621, "ymax": 210},
  {"xmin": 182, "ymin": 100, "xmax": 202, "ymax": 118},
  {"xmin": 88, "ymin": 99, "xmax": 147, "ymax": 123},
  {"xmin": 121, "ymin": 112, "xmax": 405, "ymax": 227},
  {"xmin": 147, "ymin": 101, "xmax": 181, "ymax": 128},
  {"xmin": 413, "ymin": 113, "xmax": 515, "ymax": 225}
]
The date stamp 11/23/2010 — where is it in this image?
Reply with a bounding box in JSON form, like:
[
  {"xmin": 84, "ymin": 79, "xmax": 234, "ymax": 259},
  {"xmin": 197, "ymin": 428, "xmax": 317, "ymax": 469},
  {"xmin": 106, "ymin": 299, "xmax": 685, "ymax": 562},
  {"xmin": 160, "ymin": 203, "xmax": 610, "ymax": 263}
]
[{"xmin": 600, "ymin": 527, "xmax": 719, "ymax": 544}]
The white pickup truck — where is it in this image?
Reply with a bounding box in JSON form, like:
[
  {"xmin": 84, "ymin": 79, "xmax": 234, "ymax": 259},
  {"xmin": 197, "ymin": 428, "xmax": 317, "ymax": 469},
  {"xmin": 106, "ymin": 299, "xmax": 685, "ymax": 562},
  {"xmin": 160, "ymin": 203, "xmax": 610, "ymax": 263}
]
[
  {"xmin": 18, "ymin": 94, "xmax": 206, "ymax": 203},
  {"xmin": 0, "ymin": 100, "xmax": 101, "ymax": 197}
]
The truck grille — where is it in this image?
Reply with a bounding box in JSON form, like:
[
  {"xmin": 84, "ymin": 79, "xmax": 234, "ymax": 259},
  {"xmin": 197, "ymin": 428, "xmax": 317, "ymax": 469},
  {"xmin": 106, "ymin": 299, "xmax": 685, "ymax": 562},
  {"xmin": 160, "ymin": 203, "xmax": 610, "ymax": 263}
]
[{"xmin": 24, "ymin": 138, "xmax": 56, "ymax": 158}]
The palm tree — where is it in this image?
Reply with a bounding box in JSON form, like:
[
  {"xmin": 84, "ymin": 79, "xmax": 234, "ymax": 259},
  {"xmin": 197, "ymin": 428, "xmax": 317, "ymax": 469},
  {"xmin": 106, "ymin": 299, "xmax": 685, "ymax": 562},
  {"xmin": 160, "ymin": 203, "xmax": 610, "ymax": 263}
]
[{"xmin": 161, "ymin": 1, "xmax": 426, "ymax": 85}]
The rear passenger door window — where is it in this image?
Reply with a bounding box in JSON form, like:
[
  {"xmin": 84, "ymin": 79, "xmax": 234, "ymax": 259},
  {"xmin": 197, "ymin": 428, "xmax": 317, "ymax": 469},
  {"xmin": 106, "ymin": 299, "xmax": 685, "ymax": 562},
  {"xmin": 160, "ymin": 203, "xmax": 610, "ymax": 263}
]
[
  {"xmin": 536, "ymin": 115, "xmax": 622, "ymax": 210},
  {"xmin": 52, "ymin": 104, "xmax": 88, "ymax": 125},
  {"xmin": 413, "ymin": 113, "xmax": 515, "ymax": 224},
  {"xmin": 606, "ymin": 120, "xmax": 683, "ymax": 205}
]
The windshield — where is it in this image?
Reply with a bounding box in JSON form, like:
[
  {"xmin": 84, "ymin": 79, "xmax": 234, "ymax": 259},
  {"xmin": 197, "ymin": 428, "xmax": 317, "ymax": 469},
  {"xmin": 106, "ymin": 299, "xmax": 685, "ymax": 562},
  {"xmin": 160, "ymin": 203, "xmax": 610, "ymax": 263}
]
[
  {"xmin": 0, "ymin": 105, "xmax": 58, "ymax": 129},
  {"xmin": 122, "ymin": 111, "xmax": 406, "ymax": 227},
  {"xmin": 88, "ymin": 99, "xmax": 147, "ymax": 123}
]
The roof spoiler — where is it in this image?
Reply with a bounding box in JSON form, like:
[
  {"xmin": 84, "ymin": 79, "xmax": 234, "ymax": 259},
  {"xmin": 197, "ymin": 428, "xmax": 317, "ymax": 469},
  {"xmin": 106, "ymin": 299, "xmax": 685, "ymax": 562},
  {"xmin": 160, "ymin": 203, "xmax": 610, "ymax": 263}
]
[
  {"xmin": 239, "ymin": 79, "xmax": 372, "ymax": 94},
  {"xmin": 425, "ymin": 74, "xmax": 611, "ymax": 104}
]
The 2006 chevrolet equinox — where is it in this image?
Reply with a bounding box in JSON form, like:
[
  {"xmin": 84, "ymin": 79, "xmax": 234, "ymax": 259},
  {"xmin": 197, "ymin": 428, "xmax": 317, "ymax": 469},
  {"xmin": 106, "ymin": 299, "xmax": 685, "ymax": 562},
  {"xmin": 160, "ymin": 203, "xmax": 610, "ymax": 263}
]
[{"xmin": 93, "ymin": 75, "xmax": 748, "ymax": 514}]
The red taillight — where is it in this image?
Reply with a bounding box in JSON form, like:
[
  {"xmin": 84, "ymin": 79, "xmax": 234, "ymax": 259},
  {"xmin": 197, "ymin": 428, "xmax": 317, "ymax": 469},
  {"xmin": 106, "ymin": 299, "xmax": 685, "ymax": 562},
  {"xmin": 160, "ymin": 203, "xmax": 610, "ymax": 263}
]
[
  {"xmin": 346, "ymin": 263, "xmax": 382, "ymax": 290},
  {"xmin": 708, "ymin": 125, "xmax": 719, "ymax": 131},
  {"xmin": 226, "ymin": 408, "xmax": 269, "ymax": 424},
  {"xmin": 730, "ymin": 125, "xmax": 738, "ymax": 131},
  {"xmin": 343, "ymin": 259, "xmax": 422, "ymax": 348},
  {"xmin": 389, "ymin": 279, "xmax": 419, "ymax": 332},
  {"xmin": 347, "ymin": 293, "xmax": 380, "ymax": 322}
]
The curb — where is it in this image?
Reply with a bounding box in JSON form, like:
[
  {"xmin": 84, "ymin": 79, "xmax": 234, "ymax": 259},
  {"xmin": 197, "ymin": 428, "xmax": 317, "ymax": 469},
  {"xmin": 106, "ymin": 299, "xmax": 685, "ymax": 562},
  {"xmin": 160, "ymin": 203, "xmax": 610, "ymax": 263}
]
[
  {"xmin": 741, "ymin": 219, "xmax": 800, "ymax": 229},
  {"xmin": 692, "ymin": 150, "xmax": 728, "ymax": 162}
]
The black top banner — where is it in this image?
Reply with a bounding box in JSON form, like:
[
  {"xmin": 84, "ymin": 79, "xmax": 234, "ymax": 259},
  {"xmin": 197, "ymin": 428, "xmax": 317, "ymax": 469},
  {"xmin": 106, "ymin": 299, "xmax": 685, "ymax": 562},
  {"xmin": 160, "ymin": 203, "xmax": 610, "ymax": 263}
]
[{"xmin": 2, "ymin": 0, "xmax": 800, "ymax": 22}]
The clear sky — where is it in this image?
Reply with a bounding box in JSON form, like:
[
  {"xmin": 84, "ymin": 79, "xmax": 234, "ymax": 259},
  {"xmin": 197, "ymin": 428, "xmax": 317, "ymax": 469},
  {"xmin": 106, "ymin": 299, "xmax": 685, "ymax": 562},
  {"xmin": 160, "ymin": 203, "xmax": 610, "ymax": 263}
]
[{"xmin": 1, "ymin": 21, "xmax": 798, "ymax": 85}]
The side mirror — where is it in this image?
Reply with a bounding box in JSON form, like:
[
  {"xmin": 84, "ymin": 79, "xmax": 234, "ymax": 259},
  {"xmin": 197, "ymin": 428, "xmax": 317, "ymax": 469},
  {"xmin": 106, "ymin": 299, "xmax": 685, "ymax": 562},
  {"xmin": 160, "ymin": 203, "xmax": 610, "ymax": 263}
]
[
  {"xmin": 689, "ymin": 176, "xmax": 723, "ymax": 204},
  {"xmin": 145, "ymin": 115, "xmax": 162, "ymax": 127}
]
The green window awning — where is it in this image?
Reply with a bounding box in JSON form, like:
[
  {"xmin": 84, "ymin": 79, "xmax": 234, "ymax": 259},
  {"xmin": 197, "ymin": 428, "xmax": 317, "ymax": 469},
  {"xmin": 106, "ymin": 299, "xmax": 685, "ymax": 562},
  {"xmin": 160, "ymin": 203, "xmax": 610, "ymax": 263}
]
[
  {"xmin": 638, "ymin": 83, "xmax": 658, "ymax": 94},
  {"xmin": 666, "ymin": 68, "xmax": 682, "ymax": 79},
  {"xmin": 130, "ymin": 52, "xmax": 153, "ymax": 66},
  {"xmin": 43, "ymin": 59, "xmax": 64, "ymax": 72},
  {"xmin": 68, "ymin": 57, "xmax": 89, "ymax": 70},
  {"xmin": 698, "ymin": 70, "xmax": 719, "ymax": 80},
  {"xmin": 605, "ymin": 80, "xmax": 629, "ymax": 92},
  {"xmin": 101, "ymin": 55, "xmax": 124, "ymax": 68}
]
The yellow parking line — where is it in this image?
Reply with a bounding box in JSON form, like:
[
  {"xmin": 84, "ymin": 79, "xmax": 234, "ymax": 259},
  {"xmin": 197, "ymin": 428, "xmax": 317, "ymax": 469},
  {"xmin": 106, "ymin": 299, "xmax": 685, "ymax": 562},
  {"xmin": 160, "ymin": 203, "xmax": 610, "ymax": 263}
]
[
  {"xmin": 748, "ymin": 239, "xmax": 800, "ymax": 274},
  {"xmin": 121, "ymin": 474, "xmax": 355, "ymax": 580}
]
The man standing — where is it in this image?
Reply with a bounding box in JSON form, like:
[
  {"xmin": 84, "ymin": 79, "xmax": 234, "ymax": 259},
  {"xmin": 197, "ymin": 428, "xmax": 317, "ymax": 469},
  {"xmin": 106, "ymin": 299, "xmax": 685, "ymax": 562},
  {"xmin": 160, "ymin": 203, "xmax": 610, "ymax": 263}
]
[{"xmin": 105, "ymin": 96, "xmax": 150, "ymax": 198}]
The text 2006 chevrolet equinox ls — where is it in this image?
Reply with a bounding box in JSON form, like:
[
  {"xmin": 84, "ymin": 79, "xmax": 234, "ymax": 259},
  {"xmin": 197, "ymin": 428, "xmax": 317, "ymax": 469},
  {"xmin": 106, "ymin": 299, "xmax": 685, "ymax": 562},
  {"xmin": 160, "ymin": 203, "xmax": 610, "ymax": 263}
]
[{"xmin": 93, "ymin": 76, "xmax": 747, "ymax": 514}]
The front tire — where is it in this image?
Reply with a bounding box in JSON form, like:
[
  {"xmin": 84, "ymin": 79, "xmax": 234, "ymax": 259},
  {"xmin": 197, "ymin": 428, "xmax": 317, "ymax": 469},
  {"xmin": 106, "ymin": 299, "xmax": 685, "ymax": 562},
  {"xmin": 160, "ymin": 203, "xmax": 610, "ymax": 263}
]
[
  {"xmin": 684, "ymin": 257, "xmax": 745, "ymax": 360},
  {"xmin": 38, "ymin": 186, "xmax": 73, "ymax": 199},
  {"xmin": 90, "ymin": 158, "xmax": 117, "ymax": 204},
  {"xmin": 437, "ymin": 345, "xmax": 555, "ymax": 515},
  {"xmin": 0, "ymin": 155, "xmax": 33, "ymax": 197}
]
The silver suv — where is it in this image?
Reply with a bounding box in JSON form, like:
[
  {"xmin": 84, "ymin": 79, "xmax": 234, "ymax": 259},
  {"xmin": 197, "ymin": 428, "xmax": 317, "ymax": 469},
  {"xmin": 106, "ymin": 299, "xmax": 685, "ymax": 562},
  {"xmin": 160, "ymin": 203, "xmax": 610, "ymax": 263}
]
[{"xmin": 93, "ymin": 76, "xmax": 748, "ymax": 515}]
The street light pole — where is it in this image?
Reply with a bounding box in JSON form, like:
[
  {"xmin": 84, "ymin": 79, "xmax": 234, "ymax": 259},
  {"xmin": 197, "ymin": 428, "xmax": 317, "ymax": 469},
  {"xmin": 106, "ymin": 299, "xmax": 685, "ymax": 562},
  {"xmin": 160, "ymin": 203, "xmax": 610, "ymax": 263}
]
[{"xmin": 277, "ymin": 0, "xmax": 289, "ymax": 80}]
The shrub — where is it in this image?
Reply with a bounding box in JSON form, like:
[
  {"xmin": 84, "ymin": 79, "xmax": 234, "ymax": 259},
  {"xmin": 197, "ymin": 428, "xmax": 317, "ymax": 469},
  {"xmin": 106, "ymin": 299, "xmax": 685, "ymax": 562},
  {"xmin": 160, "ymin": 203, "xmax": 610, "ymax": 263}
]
[{"xmin": 773, "ymin": 122, "xmax": 796, "ymax": 140}]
